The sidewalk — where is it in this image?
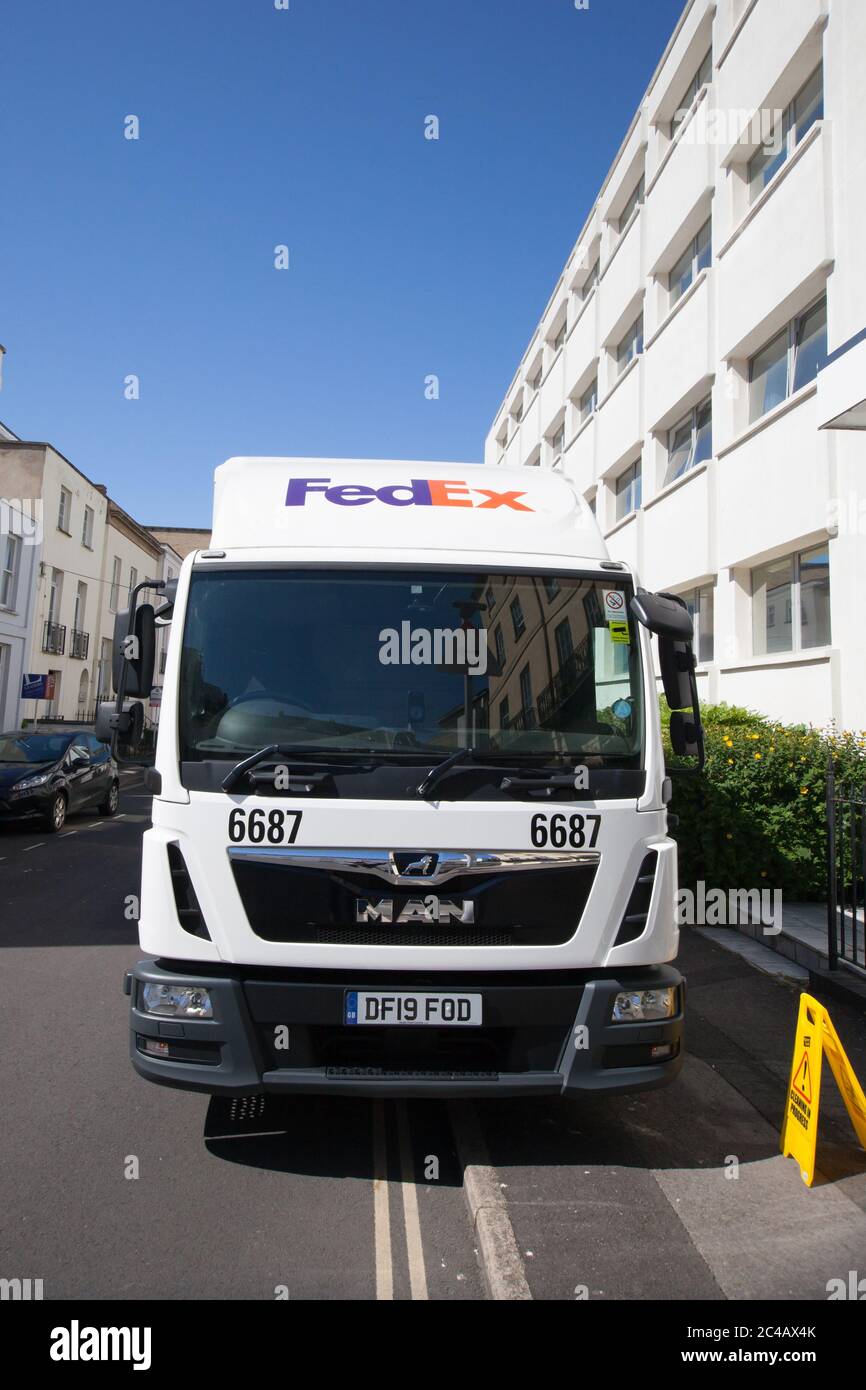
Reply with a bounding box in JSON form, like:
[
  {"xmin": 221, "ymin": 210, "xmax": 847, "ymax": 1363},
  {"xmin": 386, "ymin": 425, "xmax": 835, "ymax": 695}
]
[{"xmin": 723, "ymin": 900, "xmax": 866, "ymax": 1007}]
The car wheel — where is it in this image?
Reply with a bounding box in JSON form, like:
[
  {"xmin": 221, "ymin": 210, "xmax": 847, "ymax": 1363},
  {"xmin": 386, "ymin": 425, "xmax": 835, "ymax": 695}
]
[
  {"xmin": 99, "ymin": 781, "xmax": 119, "ymax": 816},
  {"xmin": 45, "ymin": 792, "xmax": 67, "ymax": 833}
]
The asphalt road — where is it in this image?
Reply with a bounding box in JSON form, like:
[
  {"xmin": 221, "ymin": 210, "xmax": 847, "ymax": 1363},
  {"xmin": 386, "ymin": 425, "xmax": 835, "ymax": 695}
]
[{"xmin": 2, "ymin": 779, "xmax": 865, "ymax": 1301}]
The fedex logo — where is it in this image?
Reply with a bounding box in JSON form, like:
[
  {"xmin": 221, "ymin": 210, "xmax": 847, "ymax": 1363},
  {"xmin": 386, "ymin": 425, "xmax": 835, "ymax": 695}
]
[{"xmin": 285, "ymin": 477, "xmax": 533, "ymax": 511}]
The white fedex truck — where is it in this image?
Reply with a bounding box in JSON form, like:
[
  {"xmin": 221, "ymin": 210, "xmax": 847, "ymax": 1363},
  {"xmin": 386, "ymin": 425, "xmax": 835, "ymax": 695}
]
[{"xmin": 104, "ymin": 458, "xmax": 703, "ymax": 1099}]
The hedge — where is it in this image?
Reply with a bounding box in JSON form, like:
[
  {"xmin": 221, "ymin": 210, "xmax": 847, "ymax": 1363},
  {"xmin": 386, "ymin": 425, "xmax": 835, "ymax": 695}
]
[{"xmin": 662, "ymin": 701, "xmax": 866, "ymax": 901}]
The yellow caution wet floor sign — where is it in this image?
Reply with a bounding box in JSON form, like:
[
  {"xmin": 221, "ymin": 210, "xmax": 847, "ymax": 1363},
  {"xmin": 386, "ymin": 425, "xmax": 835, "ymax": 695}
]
[{"xmin": 781, "ymin": 992, "xmax": 866, "ymax": 1186}]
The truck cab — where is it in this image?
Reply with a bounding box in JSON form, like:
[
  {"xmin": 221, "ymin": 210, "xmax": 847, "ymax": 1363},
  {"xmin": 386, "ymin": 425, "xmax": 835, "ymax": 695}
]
[{"xmin": 107, "ymin": 458, "xmax": 702, "ymax": 1098}]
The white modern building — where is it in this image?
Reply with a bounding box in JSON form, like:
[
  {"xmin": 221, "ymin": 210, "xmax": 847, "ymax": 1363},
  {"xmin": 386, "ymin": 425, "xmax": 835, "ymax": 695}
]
[{"xmin": 484, "ymin": 0, "xmax": 866, "ymax": 731}]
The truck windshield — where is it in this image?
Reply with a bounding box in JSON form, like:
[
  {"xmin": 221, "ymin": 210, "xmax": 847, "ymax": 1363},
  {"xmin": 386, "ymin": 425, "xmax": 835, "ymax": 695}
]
[{"xmin": 178, "ymin": 568, "xmax": 643, "ymax": 764}]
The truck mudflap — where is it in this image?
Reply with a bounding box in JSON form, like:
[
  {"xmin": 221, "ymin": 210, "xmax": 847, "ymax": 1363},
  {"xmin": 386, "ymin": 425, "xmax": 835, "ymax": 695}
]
[{"xmin": 128, "ymin": 959, "xmax": 684, "ymax": 1099}]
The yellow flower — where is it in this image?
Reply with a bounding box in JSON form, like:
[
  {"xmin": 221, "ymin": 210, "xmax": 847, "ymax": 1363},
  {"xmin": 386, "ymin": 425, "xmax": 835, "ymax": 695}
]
[
  {"xmin": 754, "ymin": 752, "xmax": 762, "ymax": 759},
  {"xmin": 800, "ymin": 787, "xmax": 809, "ymax": 795},
  {"xmin": 727, "ymin": 758, "xmax": 734, "ymax": 765},
  {"xmin": 725, "ymin": 832, "xmax": 733, "ymax": 840}
]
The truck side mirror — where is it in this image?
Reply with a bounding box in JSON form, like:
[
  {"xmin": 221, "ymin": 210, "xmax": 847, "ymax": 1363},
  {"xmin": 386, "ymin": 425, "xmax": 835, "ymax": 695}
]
[
  {"xmin": 112, "ymin": 604, "xmax": 156, "ymax": 698},
  {"xmin": 658, "ymin": 636, "xmax": 696, "ymax": 712},
  {"xmin": 95, "ymin": 700, "xmax": 145, "ymax": 745},
  {"xmin": 669, "ymin": 710, "xmax": 702, "ymax": 759},
  {"xmin": 631, "ymin": 590, "xmax": 705, "ymax": 768}
]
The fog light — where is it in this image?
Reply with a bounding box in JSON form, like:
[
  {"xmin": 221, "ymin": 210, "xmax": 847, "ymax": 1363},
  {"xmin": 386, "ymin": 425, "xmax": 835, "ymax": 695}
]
[
  {"xmin": 141, "ymin": 1038, "xmax": 171, "ymax": 1057},
  {"xmin": 651, "ymin": 1043, "xmax": 675, "ymax": 1059},
  {"xmin": 141, "ymin": 983, "xmax": 213, "ymax": 1019},
  {"xmin": 612, "ymin": 987, "xmax": 676, "ymax": 1022}
]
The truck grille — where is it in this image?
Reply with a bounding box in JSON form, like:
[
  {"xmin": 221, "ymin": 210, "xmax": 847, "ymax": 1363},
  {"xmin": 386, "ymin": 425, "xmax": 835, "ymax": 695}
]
[{"xmin": 230, "ymin": 855, "xmax": 597, "ymax": 946}]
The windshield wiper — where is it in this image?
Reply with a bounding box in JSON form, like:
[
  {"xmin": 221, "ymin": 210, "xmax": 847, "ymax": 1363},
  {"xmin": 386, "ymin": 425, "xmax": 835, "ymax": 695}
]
[
  {"xmin": 416, "ymin": 746, "xmax": 478, "ymax": 799},
  {"xmin": 221, "ymin": 744, "xmax": 375, "ymax": 793}
]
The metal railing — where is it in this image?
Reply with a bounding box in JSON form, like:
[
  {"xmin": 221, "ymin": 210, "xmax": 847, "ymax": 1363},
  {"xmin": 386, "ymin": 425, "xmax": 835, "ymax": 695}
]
[
  {"xmin": 536, "ymin": 634, "xmax": 592, "ymax": 727},
  {"xmin": 826, "ymin": 761, "xmax": 865, "ymax": 975},
  {"xmin": 42, "ymin": 621, "xmax": 66, "ymax": 655},
  {"xmin": 70, "ymin": 628, "xmax": 90, "ymax": 659}
]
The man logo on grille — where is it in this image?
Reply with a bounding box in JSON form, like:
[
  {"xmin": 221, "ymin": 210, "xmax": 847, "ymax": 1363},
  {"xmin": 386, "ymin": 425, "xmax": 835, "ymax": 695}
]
[{"xmin": 393, "ymin": 852, "xmax": 438, "ymax": 878}]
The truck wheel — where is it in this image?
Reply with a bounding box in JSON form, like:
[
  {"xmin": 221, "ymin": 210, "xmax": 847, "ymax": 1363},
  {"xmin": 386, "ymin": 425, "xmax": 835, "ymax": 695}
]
[
  {"xmin": 99, "ymin": 781, "xmax": 119, "ymax": 816},
  {"xmin": 44, "ymin": 792, "xmax": 67, "ymax": 833}
]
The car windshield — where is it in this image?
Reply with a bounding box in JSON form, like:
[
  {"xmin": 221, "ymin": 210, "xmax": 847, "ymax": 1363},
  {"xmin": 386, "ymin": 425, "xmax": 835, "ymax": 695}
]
[
  {"xmin": 178, "ymin": 568, "xmax": 644, "ymax": 764},
  {"xmin": 0, "ymin": 733, "xmax": 72, "ymax": 763}
]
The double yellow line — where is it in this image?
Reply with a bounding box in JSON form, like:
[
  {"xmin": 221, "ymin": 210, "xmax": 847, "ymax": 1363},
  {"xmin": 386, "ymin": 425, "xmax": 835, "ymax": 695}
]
[{"xmin": 372, "ymin": 1100, "xmax": 429, "ymax": 1300}]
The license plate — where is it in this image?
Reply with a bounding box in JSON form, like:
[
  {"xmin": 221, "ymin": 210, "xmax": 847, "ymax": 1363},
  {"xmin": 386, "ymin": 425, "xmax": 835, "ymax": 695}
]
[{"xmin": 344, "ymin": 990, "xmax": 482, "ymax": 1027}]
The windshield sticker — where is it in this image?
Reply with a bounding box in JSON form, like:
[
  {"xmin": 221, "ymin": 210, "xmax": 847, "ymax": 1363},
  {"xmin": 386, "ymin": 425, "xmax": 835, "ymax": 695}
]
[
  {"xmin": 285, "ymin": 477, "xmax": 533, "ymax": 511},
  {"xmin": 602, "ymin": 589, "xmax": 626, "ymax": 621},
  {"xmin": 608, "ymin": 619, "xmax": 630, "ymax": 644}
]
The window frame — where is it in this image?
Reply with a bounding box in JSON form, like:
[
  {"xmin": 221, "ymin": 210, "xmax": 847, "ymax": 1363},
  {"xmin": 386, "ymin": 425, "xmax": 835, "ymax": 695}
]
[
  {"xmin": 668, "ymin": 218, "xmax": 711, "ymax": 306},
  {"xmin": 510, "ymin": 596, "xmax": 526, "ymax": 640},
  {"xmin": 0, "ymin": 533, "xmax": 21, "ymax": 609},
  {"xmin": 664, "ymin": 396, "xmax": 712, "ymax": 485},
  {"xmin": 671, "ymin": 47, "xmax": 713, "ymax": 136},
  {"xmin": 751, "ymin": 545, "xmax": 831, "ymax": 656},
  {"xmin": 747, "ymin": 63, "xmax": 823, "ymax": 202},
  {"xmin": 748, "ymin": 295, "xmax": 827, "ymax": 423},
  {"xmin": 616, "ymin": 314, "xmax": 644, "ymax": 377},
  {"xmin": 58, "ymin": 486, "xmax": 72, "ymax": 535},
  {"xmin": 109, "ymin": 556, "xmax": 122, "ymax": 614},
  {"xmin": 614, "ymin": 459, "xmax": 642, "ymax": 522},
  {"xmin": 82, "ymin": 504, "xmax": 94, "ymax": 550}
]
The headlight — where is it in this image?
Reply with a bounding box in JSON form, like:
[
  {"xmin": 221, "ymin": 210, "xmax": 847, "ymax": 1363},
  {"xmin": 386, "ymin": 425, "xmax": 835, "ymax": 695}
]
[
  {"xmin": 11, "ymin": 772, "xmax": 51, "ymax": 792},
  {"xmin": 141, "ymin": 983, "xmax": 213, "ymax": 1019},
  {"xmin": 612, "ymin": 986, "xmax": 677, "ymax": 1022}
]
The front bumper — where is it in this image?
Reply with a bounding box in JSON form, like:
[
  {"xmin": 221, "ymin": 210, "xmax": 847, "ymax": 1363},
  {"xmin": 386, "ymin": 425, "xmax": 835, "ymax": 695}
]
[
  {"xmin": 0, "ymin": 788, "xmax": 53, "ymax": 820},
  {"xmin": 128, "ymin": 959, "xmax": 684, "ymax": 1098}
]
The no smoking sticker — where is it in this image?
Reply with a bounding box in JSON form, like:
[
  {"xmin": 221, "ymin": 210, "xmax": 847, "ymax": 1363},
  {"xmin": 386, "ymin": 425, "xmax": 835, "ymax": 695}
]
[{"xmin": 603, "ymin": 589, "xmax": 626, "ymax": 621}]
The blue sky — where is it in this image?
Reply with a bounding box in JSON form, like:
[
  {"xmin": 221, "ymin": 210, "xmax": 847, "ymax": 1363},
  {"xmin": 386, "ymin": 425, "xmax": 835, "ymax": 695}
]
[{"xmin": 1, "ymin": 0, "xmax": 684, "ymax": 526}]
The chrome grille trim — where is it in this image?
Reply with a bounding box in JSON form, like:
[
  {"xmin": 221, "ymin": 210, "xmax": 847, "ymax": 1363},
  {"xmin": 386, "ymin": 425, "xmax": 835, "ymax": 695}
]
[{"xmin": 227, "ymin": 846, "xmax": 600, "ymax": 886}]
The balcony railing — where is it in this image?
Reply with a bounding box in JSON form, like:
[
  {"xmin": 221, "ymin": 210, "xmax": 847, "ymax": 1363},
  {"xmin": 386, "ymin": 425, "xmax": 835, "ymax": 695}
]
[
  {"xmin": 42, "ymin": 621, "xmax": 66, "ymax": 655},
  {"xmin": 70, "ymin": 629, "xmax": 90, "ymax": 660},
  {"xmin": 536, "ymin": 634, "xmax": 592, "ymax": 727}
]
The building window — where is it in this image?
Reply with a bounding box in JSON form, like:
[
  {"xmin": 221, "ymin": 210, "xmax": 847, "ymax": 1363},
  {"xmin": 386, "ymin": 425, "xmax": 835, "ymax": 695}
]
[
  {"xmin": 129, "ymin": 567, "xmax": 138, "ymax": 602},
  {"xmin": 98, "ymin": 637, "xmax": 112, "ymax": 700},
  {"xmin": 528, "ymin": 362, "xmax": 542, "ymax": 392},
  {"xmin": 671, "ymin": 48, "xmax": 712, "ymax": 135},
  {"xmin": 617, "ymin": 176, "xmax": 644, "ymax": 234},
  {"xmin": 109, "ymin": 556, "xmax": 121, "ymax": 614},
  {"xmin": 616, "ymin": 314, "xmax": 644, "ymax": 376},
  {"xmin": 82, "ymin": 505, "xmax": 94, "ymax": 549},
  {"xmin": 665, "ymin": 398, "xmax": 712, "ymax": 485},
  {"xmin": 552, "ymin": 317, "xmax": 567, "ymax": 352},
  {"xmin": 554, "ymin": 618, "xmax": 573, "ymax": 670},
  {"xmin": 0, "ymin": 533, "xmax": 20, "ymax": 608},
  {"xmin": 519, "ymin": 665, "xmax": 535, "ymax": 727},
  {"xmin": 485, "ymin": 585, "xmax": 495, "ymax": 613},
  {"xmin": 549, "ymin": 423, "xmax": 565, "ymax": 464},
  {"xmin": 58, "ymin": 487, "xmax": 72, "ymax": 534},
  {"xmin": 579, "ymin": 257, "xmax": 599, "ymax": 301},
  {"xmin": 749, "ymin": 297, "xmax": 827, "ymax": 423},
  {"xmin": 511, "ymin": 399, "xmax": 524, "ymax": 425},
  {"xmin": 683, "ymin": 584, "xmax": 715, "ymax": 663},
  {"xmin": 494, "ymin": 624, "xmax": 506, "ymax": 669},
  {"xmin": 748, "ymin": 65, "xmax": 823, "ymax": 201},
  {"xmin": 752, "ymin": 546, "xmax": 831, "ymax": 655},
  {"xmin": 579, "ymin": 378, "xmax": 598, "ymax": 421},
  {"xmin": 73, "ymin": 581, "xmax": 87, "ymax": 633},
  {"xmin": 499, "ymin": 697, "xmax": 510, "ymax": 730},
  {"xmin": 668, "ymin": 219, "xmax": 711, "ymax": 305},
  {"xmin": 48, "ymin": 568, "xmax": 63, "ymax": 623},
  {"xmin": 587, "ymin": 492, "xmax": 597, "ymax": 516},
  {"xmin": 615, "ymin": 459, "xmax": 642, "ymax": 521},
  {"xmin": 510, "ymin": 596, "xmax": 525, "ymax": 639},
  {"xmin": 543, "ymin": 575, "xmax": 560, "ymax": 601}
]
